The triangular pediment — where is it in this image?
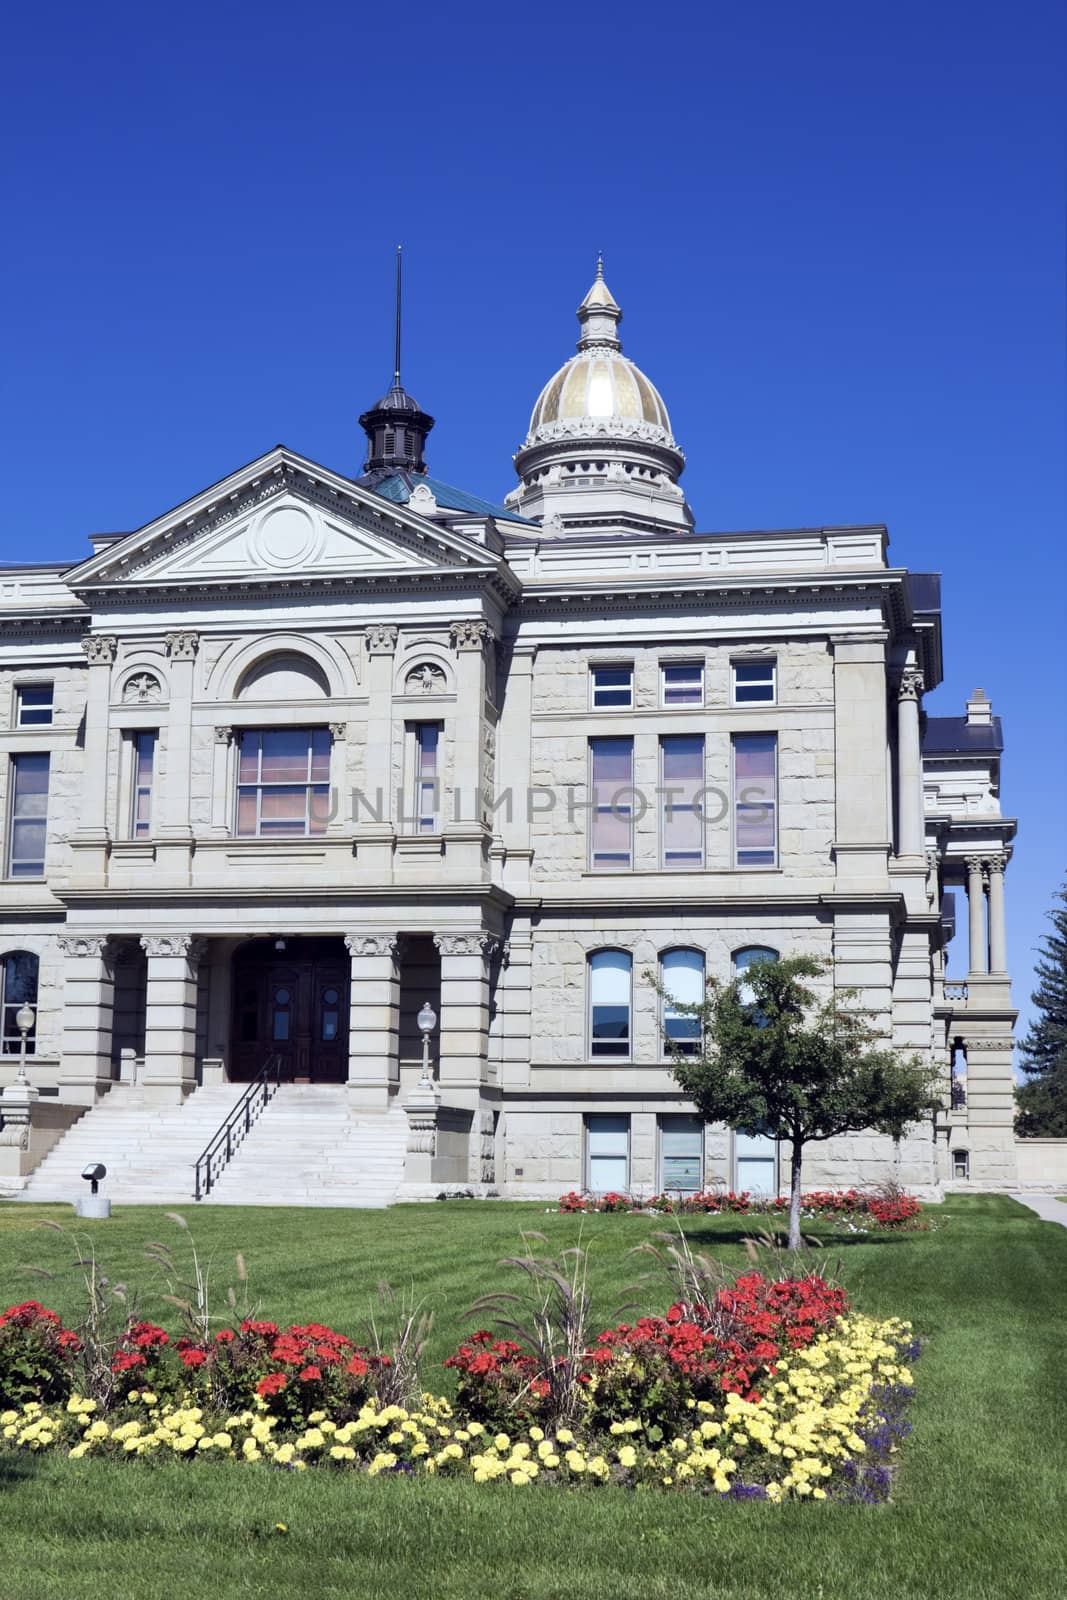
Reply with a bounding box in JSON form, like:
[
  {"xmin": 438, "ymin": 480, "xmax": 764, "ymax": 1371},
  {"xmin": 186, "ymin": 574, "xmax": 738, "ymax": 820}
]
[{"xmin": 65, "ymin": 447, "xmax": 502, "ymax": 594}]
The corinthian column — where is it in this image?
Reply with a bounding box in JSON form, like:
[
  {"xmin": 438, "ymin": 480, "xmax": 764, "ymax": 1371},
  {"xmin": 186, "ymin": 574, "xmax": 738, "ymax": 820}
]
[
  {"xmin": 345, "ymin": 932, "xmax": 401, "ymax": 1110},
  {"xmin": 140, "ymin": 934, "xmax": 205, "ymax": 1104},
  {"xmin": 966, "ymin": 856, "xmax": 988, "ymax": 976},
  {"xmin": 986, "ymin": 854, "xmax": 1008, "ymax": 974},
  {"xmin": 896, "ymin": 667, "xmax": 925, "ymax": 859}
]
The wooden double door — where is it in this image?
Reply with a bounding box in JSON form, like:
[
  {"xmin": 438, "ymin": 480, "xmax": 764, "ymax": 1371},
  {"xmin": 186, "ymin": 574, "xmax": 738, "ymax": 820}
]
[{"xmin": 231, "ymin": 938, "xmax": 349, "ymax": 1083}]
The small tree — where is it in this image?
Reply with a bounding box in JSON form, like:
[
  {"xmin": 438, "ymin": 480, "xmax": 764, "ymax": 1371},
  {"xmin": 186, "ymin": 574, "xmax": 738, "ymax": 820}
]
[
  {"xmin": 1015, "ymin": 881, "xmax": 1067, "ymax": 1137},
  {"xmin": 664, "ymin": 955, "xmax": 940, "ymax": 1250}
]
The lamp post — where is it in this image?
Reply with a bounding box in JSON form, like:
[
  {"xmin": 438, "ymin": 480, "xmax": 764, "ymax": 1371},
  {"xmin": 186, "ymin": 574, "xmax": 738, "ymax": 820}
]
[
  {"xmin": 14, "ymin": 1003, "xmax": 35, "ymax": 1087},
  {"xmin": 416, "ymin": 1001, "xmax": 437, "ymax": 1092}
]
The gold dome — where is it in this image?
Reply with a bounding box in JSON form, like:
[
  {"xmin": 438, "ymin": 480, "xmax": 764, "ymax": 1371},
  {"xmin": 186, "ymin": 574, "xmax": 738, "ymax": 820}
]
[{"xmin": 528, "ymin": 349, "xmax": 672, "ymax": 436}]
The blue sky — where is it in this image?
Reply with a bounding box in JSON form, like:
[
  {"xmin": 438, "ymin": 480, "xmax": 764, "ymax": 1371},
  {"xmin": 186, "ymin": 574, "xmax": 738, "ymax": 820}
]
[{"xmin": 1, "ymin": 1, "xmax": 1064, "ymax": 1037}]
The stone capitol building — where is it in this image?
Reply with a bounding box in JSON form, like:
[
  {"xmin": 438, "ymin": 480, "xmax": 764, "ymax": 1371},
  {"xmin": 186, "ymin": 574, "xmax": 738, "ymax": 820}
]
[{"xmin": 0, "ymin": 264, "xmax": 1019, "ymax": 1204}]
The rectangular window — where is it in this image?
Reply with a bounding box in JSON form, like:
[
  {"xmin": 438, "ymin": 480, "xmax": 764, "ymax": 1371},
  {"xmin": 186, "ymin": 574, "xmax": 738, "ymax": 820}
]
[
  {"xmin": 6, "ymin": 753, "xmax": 50, "ymax": 878},
  {"xmin": 952, "ymin": 1149, "xmax": 970, "ymax": 1180},
  {"xmin": 590, "ymin": 737, "xmax": 633, "ymax": 870},
  {"xmin": 661, "ymin": 661, "xmax": 703, "ymax": 707},
  {"xmin": 660, "ymin": 1115, "xmax": 703, "ymax": 1192},
  {"xmin": 589, "ymin": 950, "xmax": 632, "ymax": 1057},
  {"xmin": 734, "ymin": 1131, "xmax": 778, "ymax": 1196},
  {"xmin": 732, "ymin": 660, "xmax": 776, "ymax": 704},
  {"xmin": 1, "ymin": 951, "xmax": 39, "ymax": 1056},
  {"xmin": 661, "ymin": 734, "xmax": 704, "ymax": 867},
  {"xmin": 733, "ymin": 733, "xmax": 777, "ymax": 867},
  {"xmin": 235, "ymin": 728, "xmax": 331, "ymax": 838},
  {"xmin": 586, "ymin": 1114, "xmax": 630, "ymax": 1193},
  {"xmin": 130, "ymin": 732, "xmax": 156, "ymax": 839},
  {"xmin": 15, "ymin": 684, "xmax": 53, "ymax": 727},
  {"xmin": 414, "ymin": 723, "xmax": 441, "ymax": 833},
  {"xmin": 591, "ymin": 664, "xmax": 633, "ymax": 709}
]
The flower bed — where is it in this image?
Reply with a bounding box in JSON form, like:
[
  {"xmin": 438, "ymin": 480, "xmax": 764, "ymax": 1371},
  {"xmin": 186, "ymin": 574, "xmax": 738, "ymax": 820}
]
[
  {"xmin": 0, "ymin": 1272, "xmax": 919, "ymax": 1503},
  {"xmin": 559, "ymin": 1188, "xmax": 927, "ymax": 1229}
]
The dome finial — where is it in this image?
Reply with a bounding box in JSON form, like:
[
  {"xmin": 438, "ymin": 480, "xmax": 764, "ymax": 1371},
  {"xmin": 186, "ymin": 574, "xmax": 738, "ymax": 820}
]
[
  {"xmin": 358, "ymin": 246, "xmax": 435, "ymax": 476},
  {"xmin": 577, "ymin": 259, "xmax": 622, "ymax": 351}
]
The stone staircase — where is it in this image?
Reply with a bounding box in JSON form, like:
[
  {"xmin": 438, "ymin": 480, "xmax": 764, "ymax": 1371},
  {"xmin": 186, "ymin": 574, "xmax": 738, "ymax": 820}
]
[{"xmin": 19, "ymin": 1083, "xmax": 409, "ymax": 1208}]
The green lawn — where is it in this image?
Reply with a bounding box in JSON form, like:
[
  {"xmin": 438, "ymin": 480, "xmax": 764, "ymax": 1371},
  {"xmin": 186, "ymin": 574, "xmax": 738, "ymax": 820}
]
[{"xmin": 0, "ymin": 1195, "xmax": 1064, "ymax": 1600}]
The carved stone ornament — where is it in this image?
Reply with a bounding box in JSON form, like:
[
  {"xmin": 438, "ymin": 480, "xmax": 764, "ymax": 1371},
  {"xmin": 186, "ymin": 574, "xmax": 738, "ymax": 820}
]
[
  {"xmin": 366, "ymin": 624, "xmax": 399, "ymax": 656},
  {"xmin": 984, "ymin": 852, "xmax": 1007, "ymax": 874},
  {"xmin": 122, "ymin": 672, "xmax": 163, "ymax": 704},
  {"xmin": 0, "ymin": 1121, "xmax": 30, "ymax": 1151},
  {"xmin": 962, "ymin": 1038, "xmax": 1013, "ymax": 1052},
  {"xmin": 140, "ymin": 934, "xmax": 205, "ymax": 962},
  {"xmin": 328, "ymin": 721, "xmax": 348, "ymax": 742},
  {"xmin": 81, "ymin": 635, "xmax": 118, "ymax": 666},
  {"xmin": 404, "ymin": 663, "xmax": 447, "ymax": 696},
  {"xmin": 345, "ymin": 933, "xmax": 400, "ymax": 961},
  {"xmin": 405, "ymin": 1104, "xmax": 438, "ymax": 1155},
  {"xmin": 964, "ymin": 854, "xmax": 987, "ymax": 877},
  {"xmin": 433, "ymin": 932, "xmax": 499, "ymax": 962},
  {"xmin": 897, "ymin": 667, "xmax": 925, "ymax": 702},
  {"xmin": 214, "ymin": 725, "xmax": 235, "ymax": 745},
  {"xmin": 164, "ymin": 631, "xmax": 200, "ymax": 661},
  {"xmin": 449, "ymin": 619, "xmax": 495, "ymax": 653},
  {"xmin": 57, "ymin": 935, "xmax": 112, "ymax": 960}
]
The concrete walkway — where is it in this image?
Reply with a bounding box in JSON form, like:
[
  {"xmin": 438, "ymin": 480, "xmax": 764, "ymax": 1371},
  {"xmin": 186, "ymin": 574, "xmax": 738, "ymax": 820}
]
[{"xmin": 1013, "ymin": 1194, "xmax": 1067, "ymax": 1227}]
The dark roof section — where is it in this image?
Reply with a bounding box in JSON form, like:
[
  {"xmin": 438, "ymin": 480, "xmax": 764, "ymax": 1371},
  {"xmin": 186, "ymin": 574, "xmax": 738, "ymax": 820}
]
[
  {"xmin": 922, "ymin": 717, "xmax": 1004, "ymax": 756},
  {"xmin": 908, "ymin": 572, "xmax": 941, "ymax": 613},
  {"xmin": 366, "ymin": 470, "xmax": 536, "ymax": 526}
]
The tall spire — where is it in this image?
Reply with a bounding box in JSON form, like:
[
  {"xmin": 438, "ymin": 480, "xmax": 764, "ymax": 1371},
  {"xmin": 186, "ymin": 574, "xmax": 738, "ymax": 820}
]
[
  {"xmin": 576, "ymin": 256, "xmax": 622, "ymax": 351},
  {"xmin": 358, "ymin": 245, "xmax": 435, "ymax": 476}
]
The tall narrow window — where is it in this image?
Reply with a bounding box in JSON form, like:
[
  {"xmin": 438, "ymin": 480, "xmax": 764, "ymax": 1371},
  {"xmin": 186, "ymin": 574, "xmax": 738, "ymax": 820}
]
[
  {"xmin": 15, "ymin": 685, "xmax": 53, "ymax": 727},
  {"xmin": 589, "ymin": 950, "xmax": 631, "ymax": 1057},
  {"xmin": 130, "ymin": 732, "xmax": 156, "ymax": 839},
  {"xmin": 235, "ymin": 729, "xmax": 331, "ymax": 838},
  {"xmin": 659, "ymin": 1115, "xmax": 703, "ymax": 1192},
  {"xmin": 732, "ymin": 660, "xmax": 776, "ymax": 704},
  {"xmin": 733, "ymin": 734, "xmax": 777, "ymax": 867},
  {"xmin": 591, "ymin": 664, "xmax": 633, "ymax": 709},
  {"xmin": 6, "ymin": 754, "xmax": 49, "ymax": 877},
  {"xmin": 590, "ymin": 737, "xmax": 633, "ymax": 870},
  {"xmin": 733, "ymin": 946, "xmax": 779, "ymax": 1002},
  {"xmin": 661, "ymin": 734, "xmax": 704, "ymax": 867},
  {"xmin": 414, "ymin": 723, "xmax": 441, "ymax": 833},
  {"xmin": 586, "ymin": 1114, "xmax": 630, "ymax": 1192},
  {"xmin": 661, "ymin": 662, "xmax": 703, "ymax": 707},
  {"xmin": 1, "ymin": 950, "xmax": 38, "ymax": 1055},
  {"xmin": 661, "ymin": 948, "xmax": 704, "ymax": 1055}
]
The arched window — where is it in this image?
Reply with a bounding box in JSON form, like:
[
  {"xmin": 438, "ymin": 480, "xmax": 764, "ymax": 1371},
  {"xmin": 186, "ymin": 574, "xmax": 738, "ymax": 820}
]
[
  {"xmin": 1, "ymin": 950, "xmax": 39, "ymax": 1055},
  {"xmin": 733, "ymin": 946, "xmax": 779, "ymax": 1006},
  {"xmin": 588, "ymin": 950, "xmax": 631, "ymax": 1058},
  {"xmin": 660, "ymin": 948, "xmax": 704, "ymax": 1056}
]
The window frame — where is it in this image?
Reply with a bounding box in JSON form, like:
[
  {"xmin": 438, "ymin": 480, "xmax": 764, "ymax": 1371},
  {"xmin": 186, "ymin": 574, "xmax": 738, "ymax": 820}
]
[
  {"xmin": 660, "ymin": 947, "xmax": 705, "ymax": 1057},
  {"xmin": 658, "ymin": 1114, "xmax": 704, "ymax": 1193},
  {"xmin": 660, "ymin": 733, "xmax": 705, "ymax": 869},
  {"xmin": 951, "ymin": 1149, "xmax": 970, "ymax": 1180},
  {"xmin": 6, "ymin": 752, "xmax": 50, "ymax": 879},
  {"xmin": 14, "ymin": 683, "xmax": 54, "ymax": 728},
  {"xmin": 411, "ymin": 721, "xmax": 443, "ymax": 835},
  {"xmin": 0, "ymin": 949, "xmax": 39, "ymax": 1056},
  {"xmin": 585, "ymin": 1113, "xmax": 631, "ymax": 1194},
  {"xmin": 589, "ymin": 736, "xmax": 634, "ymax": 872},
  {"xmin": 129, "ymin": 730, "xmax": 157, "ymax": 840},
  {"xmin": 731, "ymin": 658, "xmax": 777, "ymax": 706},
  {"xmin": 589, "ymin": 662, "xmax": 634, "ymax": 711},
  {"xmin": 234, "ymin": 727, "xmax": 332, "ymax": 840},
  {"xmin": 587, "ymin": 948, "xmax": 633, "ymax": 1060},
  {"xmin": 732, "ymin": 732, "xmax": 778, "ymax": 869},
  {"xmin": 660, "ymin": 660, "xmax": 704, "ymax": 708}
]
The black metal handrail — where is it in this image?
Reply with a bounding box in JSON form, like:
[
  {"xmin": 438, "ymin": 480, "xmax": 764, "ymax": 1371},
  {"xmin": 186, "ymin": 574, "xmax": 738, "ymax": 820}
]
[{"xmin": 193, "ymin": 1055, "xmax": 282, "ymax": 1201}]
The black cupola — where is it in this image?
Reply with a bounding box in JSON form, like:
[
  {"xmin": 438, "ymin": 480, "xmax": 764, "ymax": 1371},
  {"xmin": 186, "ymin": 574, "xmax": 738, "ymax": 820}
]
[{"xmin": 359, "ymin": 246, "xmax": 435, "ymax": 476}]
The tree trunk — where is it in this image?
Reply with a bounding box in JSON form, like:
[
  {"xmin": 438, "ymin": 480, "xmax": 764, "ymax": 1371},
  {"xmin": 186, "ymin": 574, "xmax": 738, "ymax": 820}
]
[{"xmin": 788, "ymin": 1138, "xmax": 804, "ymax": 1252}]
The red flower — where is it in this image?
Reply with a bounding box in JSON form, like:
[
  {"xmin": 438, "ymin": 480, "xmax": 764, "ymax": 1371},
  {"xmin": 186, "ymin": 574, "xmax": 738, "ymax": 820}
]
[
  {"xmin": 215, "ymin": 1328, "xmax": 235, "ymax": 1344},
  {"xmin": 256, "ymin": 1373, "xmax": 288, "ymax": 1397},
  {"xmin": 112, "ymin": 1351, "xmax": 147, "ymax": 1373},
  {"xmin": 346, "ymin": 1356, "xmax": 369, "ymax": 1378},
  {"xmin": 298, "ymin": 1365, "xmax": 322, "ymax": 1383},
  {"xmin": 179, "ymin": 1348, "xmax": 208, "ymax": 1368},
  {"xmin": 240, "ymin": 1320, "xmax": 279, "ymax": 1338}
]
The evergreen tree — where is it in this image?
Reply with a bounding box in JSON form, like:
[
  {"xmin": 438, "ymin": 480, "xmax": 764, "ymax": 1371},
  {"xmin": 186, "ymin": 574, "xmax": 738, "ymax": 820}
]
[{"xmin": 1015, "ymin": 881, "xmax": 1067, "ymax": 1137}]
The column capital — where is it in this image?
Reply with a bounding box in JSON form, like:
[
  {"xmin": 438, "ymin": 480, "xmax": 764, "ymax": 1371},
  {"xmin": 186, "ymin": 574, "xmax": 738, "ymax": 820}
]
[
  {"xmin": 896, "ymin": 667, "xmax": 924, "ymax": 702},
  {"xmin": 164, "ymin": 630, "xmax": 200, "ymax": 661},
  {"xmin": 449, "ymin": 619, "xmax": 495, "ymax": 653},
  {"xmin": 345, "ymin": 932, "xmax": 401, "ymax": 961},
  {"xmin": 81, "ymin": 634, "xmax": 118, "ymax": 666},
  {"xmin": 434, "ymin": 932, "xmax": 499, "ymax": 961},
  {"xmin": 984, "ymin": 851, "xmax": 1008, "ymax": 874},
  {"xmin": 214, "ymin": 725, "xmax": 235, "ymax": 745},
  {"xmin": 58, "ymin": 934, "xmax": 114, "ymax": 960},
  {"xmin": 140, "ymin": 934, "xmax": 205, "ymax": 962},
  {"xmin": 964, "ymin": 854, "xmax": 986, "ymax": 876},
  {"xmin": 366, "ymin": 623, "xmax": 398, "ymax": 656}
]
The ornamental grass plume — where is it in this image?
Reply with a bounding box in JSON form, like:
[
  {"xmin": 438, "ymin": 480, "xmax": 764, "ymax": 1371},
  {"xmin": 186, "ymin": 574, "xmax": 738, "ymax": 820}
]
[
  {"xmin": 360, "ymin": 1282, "xmax": 432, "ymax": 1410},
  {"xmin": 465, "ymin": 1230, "xmax": 595, "ymax": 1424},
  {"xmin": 22, "ymin": 1221, "xmax": 137, "ymax": 1408}
]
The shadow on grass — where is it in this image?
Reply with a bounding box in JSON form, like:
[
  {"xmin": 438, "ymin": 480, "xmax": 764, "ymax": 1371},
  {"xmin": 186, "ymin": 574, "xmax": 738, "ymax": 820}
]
[
  {"xmin": 676, "ymin": 1225, "xmax": 918, "ymax": 1249},
  {"xmin": 0, "ymin": 1453, "xmax": 38, "ymax": 1492}
]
